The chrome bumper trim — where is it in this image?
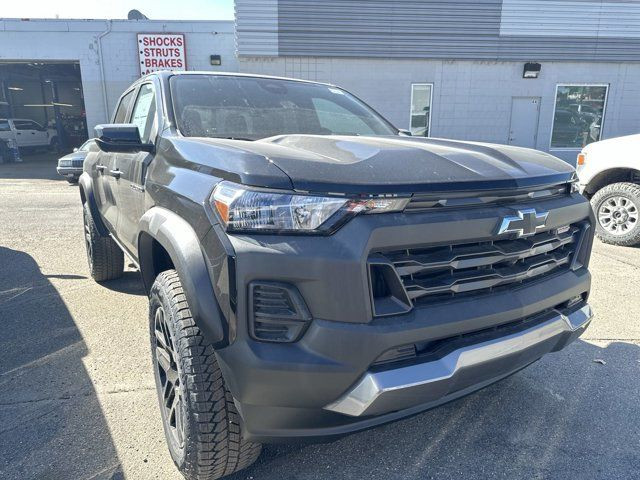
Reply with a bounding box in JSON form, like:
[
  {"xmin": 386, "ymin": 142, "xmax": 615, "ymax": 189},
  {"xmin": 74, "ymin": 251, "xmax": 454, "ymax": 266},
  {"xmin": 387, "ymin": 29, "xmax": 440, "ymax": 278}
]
[{"xmin": 325, "ymin": 304, "xmax": 593, "ymax": 417}]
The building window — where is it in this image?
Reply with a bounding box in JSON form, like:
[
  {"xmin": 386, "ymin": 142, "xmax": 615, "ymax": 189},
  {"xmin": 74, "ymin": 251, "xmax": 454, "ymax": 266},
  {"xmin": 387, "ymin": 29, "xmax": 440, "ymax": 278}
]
[
  {"xmin": 410, "ymin": 83, "xmax": 433, "ymax": 137},
  {"xmin": 551, "ymin": 84, "xmax": 608, "ymax": 149}
]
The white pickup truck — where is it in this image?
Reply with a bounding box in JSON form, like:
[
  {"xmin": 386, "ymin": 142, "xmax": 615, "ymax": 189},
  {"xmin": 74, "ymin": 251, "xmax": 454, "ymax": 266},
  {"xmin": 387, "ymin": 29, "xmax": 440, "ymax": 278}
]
[
  {"xmin": 0, "ymin": 118, "xmax": 59, "ymax": 152},
  {"xmin": 577, "ymin": 134, "xmax": 640, "ymax": 246}
]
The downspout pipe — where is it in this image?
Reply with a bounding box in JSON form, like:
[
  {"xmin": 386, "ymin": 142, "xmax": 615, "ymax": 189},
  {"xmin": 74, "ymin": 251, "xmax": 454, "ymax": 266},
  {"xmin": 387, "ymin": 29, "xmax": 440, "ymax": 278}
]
[{"xmin": 97, "ymin": 20, "xmax": 113, "ymax": 123}]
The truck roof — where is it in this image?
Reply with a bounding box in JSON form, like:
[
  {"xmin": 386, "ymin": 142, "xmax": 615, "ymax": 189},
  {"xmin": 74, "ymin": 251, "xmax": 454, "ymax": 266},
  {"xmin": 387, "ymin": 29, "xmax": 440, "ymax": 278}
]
[{"xmin": 141, "ymin": 70, "xmax": 335, "ymax": 88}]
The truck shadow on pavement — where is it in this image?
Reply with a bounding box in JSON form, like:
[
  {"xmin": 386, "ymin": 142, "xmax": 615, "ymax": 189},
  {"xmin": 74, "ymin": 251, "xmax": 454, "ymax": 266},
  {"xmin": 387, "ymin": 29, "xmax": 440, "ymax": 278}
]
[
  {"xmin": 100, "ymin": 271, "xmax": 146, "ymax": 296},
  {"xmin": 230, "ymin": 338, "xmax": 640, "ymax": 480},
  {"xmin": 0, "ymin": 246, "xmax": 124, "ymax": 480}
]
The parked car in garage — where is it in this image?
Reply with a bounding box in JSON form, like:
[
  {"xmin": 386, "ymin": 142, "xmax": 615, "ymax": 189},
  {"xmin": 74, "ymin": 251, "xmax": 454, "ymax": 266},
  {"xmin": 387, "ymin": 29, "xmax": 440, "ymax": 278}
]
[
  {"xmin": 0, "ymin": 118, "xmax": 59, "ymax": 152},
  {"xmin": 56, "ymin": 139, "xmax": 94, "ymax": 183},
  {"xmin": 577, "ymin": 134, "xmax": 640, "ymax": 245},
  {"xmin": 80, "ymin": 71, "xmax": 594, "ymax": 480}
]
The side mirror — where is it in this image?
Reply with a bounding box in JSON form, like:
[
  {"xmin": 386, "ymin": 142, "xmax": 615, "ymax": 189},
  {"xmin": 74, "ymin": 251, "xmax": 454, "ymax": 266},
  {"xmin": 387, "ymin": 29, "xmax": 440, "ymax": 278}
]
[
  {"xmin": 398, "ymin": 129, "xmax": 412, "ymax": 136},
  {"xmin": 73, "ymin": 147, "xmax": 79, "ymax": 152},
  {"xmin": 94, "ymin": 124, "xmax": 154, "ymax": 153}
]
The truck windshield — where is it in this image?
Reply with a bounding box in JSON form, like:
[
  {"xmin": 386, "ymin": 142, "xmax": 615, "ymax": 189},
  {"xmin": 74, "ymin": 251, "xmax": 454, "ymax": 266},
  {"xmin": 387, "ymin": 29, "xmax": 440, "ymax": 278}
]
[{"xmin": 170, "ymin": 75, "xmax": 397, "ymax": 140}]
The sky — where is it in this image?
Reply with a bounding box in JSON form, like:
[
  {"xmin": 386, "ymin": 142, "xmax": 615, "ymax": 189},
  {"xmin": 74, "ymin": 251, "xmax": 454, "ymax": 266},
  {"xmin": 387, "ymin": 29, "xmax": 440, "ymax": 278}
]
[{"xmin": 1, "ymin": 0, "xmax": 235, "ymax": 21}]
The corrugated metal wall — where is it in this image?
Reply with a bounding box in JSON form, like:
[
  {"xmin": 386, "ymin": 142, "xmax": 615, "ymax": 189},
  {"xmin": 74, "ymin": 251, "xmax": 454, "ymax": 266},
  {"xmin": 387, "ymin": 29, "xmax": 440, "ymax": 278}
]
[
  {"xmin": 235, "ymin": 0, "xmax": 279, "ymax": 55},
  {"xmin": 501, "ymin": 0, "xmax": 640, "ymax": 38},
  {"xmin": 235, "ymin": 0, "xmax": 640, "ymax": 61}
]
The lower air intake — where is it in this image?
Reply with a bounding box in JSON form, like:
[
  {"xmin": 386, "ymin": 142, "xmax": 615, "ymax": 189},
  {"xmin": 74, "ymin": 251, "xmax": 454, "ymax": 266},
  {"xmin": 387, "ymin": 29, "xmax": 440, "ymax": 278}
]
[{"xmin": 249, "ymin": 282, "xmax": 311, "ymax": 343}]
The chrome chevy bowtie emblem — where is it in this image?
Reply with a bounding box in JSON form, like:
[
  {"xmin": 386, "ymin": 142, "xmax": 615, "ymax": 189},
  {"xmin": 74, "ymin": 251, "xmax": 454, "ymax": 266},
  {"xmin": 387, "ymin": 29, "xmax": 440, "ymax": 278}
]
[{"xmin": 497, "ymin": 208, "xmax": 549, "ymax": 237}]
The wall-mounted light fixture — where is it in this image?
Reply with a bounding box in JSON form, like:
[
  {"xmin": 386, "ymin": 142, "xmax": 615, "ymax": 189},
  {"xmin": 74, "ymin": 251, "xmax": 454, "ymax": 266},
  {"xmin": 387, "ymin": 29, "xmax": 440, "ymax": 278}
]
[
  {"xmin": 8, "ymin": 86, "xmax": 23, "ymax": 91},
  {"xmin": 210, "ymin": 55, "xmax": 222, "ymax": 66},
  {"xmin": 523, "ymin": 62, "xmax": 541, "ymax": 79}
]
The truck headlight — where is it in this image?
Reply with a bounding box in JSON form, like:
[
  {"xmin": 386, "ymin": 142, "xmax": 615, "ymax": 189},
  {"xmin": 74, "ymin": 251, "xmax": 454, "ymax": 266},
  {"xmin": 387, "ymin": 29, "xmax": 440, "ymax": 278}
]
[{"xmin": 212, "ymin": 181, "xmax": 409, "ymax": 234}]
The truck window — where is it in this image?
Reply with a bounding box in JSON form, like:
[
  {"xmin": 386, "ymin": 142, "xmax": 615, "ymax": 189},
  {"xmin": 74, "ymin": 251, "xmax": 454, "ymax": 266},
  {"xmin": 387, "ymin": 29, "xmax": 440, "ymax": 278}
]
[
  {"xmin": 14, "ymin": 120, "xmax": 39, "ymax": 130},
  {"xmin": 113, "ymin": 90, "xmax": 135, "ymax": 123},
  {"xmin": 170, "ymin": 75, "xmax": 397, "ymax": 140},
  {"xmin": 129, "ymin": 84, "xmax": 157, "ymax": 143},
  {"xmin": 0, "ymin": 120, "xmax": 10, "ymax": 132},
  {"xmin": 312, "ymin": 98, "xmax": 373, "ymax": 136}
]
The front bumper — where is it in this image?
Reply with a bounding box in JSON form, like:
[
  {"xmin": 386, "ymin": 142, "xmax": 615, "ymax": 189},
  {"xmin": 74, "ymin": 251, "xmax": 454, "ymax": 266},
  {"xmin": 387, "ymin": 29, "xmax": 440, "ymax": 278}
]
[
  {"xmin": 204, "ymin": 192, "xmax": 594, "ymax": 443},
  {"xmin": 325, "ymin": 304, "xmax": 592, "ymax": 417},
  {"xmin": 56, "ymin": 166, "xmax": 82, "ymax": 178}
]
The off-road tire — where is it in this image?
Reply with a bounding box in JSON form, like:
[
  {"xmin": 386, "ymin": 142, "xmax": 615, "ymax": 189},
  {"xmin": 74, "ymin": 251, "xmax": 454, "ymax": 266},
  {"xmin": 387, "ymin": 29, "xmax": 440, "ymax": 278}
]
[
  {"xmin": 149, "ymin": 270, "xmax": 261, "ymax": 480},
  {"xmin": 82, "ymin": 202, "xmax": 124, "ymax": 281},
  {"xmin": 591, "ymin": 182, "xmax": 640, "ymax": 246}
]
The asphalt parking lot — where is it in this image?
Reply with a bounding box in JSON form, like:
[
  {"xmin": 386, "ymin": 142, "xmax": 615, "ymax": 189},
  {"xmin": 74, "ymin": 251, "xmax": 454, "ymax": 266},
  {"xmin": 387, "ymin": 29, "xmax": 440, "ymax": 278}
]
[{"xmin": 1, "ymin": 159, "xmax": 639, "ymax": 480}]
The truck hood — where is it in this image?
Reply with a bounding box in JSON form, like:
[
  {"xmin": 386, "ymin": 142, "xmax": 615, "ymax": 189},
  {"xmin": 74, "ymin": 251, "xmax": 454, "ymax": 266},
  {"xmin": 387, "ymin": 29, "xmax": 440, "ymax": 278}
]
[
  {"xmin": 179, "ymin": 135, "xmax": 575, "ymax": 195},
  {"xmin": 582, "ymin": 133, "xmax": 640, "ymax": 160}
]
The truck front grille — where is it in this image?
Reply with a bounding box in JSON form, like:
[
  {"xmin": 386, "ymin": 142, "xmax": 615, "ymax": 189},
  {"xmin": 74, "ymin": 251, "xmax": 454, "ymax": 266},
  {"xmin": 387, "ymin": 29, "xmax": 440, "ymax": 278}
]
[{"xmin": 369, "ymin": 223, "xmax": 585, "ymax": 312}]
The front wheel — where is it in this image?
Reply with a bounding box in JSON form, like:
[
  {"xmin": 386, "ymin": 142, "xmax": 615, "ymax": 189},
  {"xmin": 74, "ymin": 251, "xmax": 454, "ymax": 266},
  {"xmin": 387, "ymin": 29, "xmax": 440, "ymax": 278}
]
[
  {"xmin": 149, "ymin": 270, "xmax": 261, "ymax": 480},
  {"xmin": 591, "ymin": 182, "xmax": 640, "ymax": 246}
]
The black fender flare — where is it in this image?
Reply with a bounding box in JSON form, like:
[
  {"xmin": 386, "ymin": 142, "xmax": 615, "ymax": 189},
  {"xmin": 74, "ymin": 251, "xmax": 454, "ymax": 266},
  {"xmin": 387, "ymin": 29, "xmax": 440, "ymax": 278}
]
[
  {"xmin": 138, "ymin": 207, "xmax": 227, "ymax": 347},
  {"xmin": 78, "ymin": 172, "xmax": 109, "ymax": 236}
]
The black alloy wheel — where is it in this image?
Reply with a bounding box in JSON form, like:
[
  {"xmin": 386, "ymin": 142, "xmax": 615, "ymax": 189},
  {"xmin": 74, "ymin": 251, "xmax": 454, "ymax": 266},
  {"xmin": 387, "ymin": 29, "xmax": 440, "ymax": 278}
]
[{"xmin": 153, "ymin": 305, "xmax": 186, "ymax": 451}]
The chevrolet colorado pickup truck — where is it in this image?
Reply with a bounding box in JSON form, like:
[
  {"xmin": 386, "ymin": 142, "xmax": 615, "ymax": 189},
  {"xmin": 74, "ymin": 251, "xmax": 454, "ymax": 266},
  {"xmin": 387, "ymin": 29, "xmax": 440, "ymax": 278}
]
[{"xmin": 80, "ymin": 71, "xmax": 595, "ymax": 480}]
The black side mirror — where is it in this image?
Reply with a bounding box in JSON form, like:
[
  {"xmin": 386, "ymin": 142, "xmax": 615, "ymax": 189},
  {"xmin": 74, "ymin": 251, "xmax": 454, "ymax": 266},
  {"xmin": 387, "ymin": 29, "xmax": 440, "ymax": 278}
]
[{"xmin": 94, "ymin": 124, "xmax": 154, "ymax": 153}]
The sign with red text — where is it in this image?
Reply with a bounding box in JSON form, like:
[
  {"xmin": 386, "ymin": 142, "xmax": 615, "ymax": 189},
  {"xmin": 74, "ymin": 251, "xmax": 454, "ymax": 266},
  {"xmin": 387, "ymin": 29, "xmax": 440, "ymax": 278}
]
[{"xmin": 137, "ymin": 33, "xmax": 186, "ymax": 75}]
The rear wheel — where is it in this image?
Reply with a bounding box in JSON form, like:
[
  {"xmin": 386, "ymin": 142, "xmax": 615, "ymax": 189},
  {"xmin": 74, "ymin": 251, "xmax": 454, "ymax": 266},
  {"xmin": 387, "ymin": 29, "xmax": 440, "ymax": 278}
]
[
  {"xmin": 591, "ymin": 182, "xmax": 640, "ymax": 246},
  {"xmin": 149, "ymin": 270, "xmax": 261, "ymax": 480},
  {"xmin": 82, "ymin": 203, "xmax": 124, "ymax": 281}
]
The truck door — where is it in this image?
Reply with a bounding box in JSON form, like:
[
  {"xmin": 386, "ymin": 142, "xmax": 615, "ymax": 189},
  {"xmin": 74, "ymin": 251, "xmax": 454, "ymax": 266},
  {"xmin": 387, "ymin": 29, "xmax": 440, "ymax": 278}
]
[
  {"xmin": 94, "ymin": 89, "xmax": 136, "ymax": 233},
  {"xmin": 30, "ymin": 121, "xmax": 50, "ymax": 147},
  {"xmin": 12, "ymin": 120, "xmax": 38, "ymax": 147},
  {"xmin": 114, "ymin": 82, "xmax": 157, "ymax": 257}
]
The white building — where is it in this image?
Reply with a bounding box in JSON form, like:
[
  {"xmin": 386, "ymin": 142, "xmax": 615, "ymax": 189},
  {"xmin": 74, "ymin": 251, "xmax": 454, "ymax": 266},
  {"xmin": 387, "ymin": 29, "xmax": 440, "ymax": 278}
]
[{"xmin": 2, "ymin": 1, "xmax": 640, "ymax": 164}]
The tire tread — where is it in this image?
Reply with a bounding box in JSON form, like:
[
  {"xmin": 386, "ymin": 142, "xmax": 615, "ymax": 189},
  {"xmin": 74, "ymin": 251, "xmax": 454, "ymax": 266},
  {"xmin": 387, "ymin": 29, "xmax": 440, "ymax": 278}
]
[
  {"xmin": 83, "ymin": 203, "xmax": 124, "ymax": 281},
  {"xmin": 151, "ymin": 270, "xmax": 261, "ymax": 480},
  {"xmin": 591, "ymin": 182, "xmax": 640, "ymax": 247}
]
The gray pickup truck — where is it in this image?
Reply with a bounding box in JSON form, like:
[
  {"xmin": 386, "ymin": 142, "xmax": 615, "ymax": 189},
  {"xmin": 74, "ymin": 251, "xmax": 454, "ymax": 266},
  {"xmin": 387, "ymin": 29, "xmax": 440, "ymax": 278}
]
[{"xmin": 79, "ymin": 71, "xmax": 595, "ymax": 480}]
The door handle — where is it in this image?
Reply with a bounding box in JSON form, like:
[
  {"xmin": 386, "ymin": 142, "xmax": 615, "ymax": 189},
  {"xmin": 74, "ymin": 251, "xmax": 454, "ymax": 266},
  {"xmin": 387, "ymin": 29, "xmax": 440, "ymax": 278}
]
[
  {"xmin": 31, "ymin": 132, "xmax": 36, "ymax": 135},
  {"xmin": 96, "ymin": 165, "xmax": 106, "ymax": 173},
  {"xmin": 109, "ymin": 169, "xmax": 122, "ymax": 179}
]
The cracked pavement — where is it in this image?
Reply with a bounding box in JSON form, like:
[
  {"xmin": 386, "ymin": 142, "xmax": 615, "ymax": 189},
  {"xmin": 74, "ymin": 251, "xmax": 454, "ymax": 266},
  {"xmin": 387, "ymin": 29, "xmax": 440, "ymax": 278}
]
[{"xmin": 0, "ymin": 159, "xmax": 639, "ymax": 480}]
